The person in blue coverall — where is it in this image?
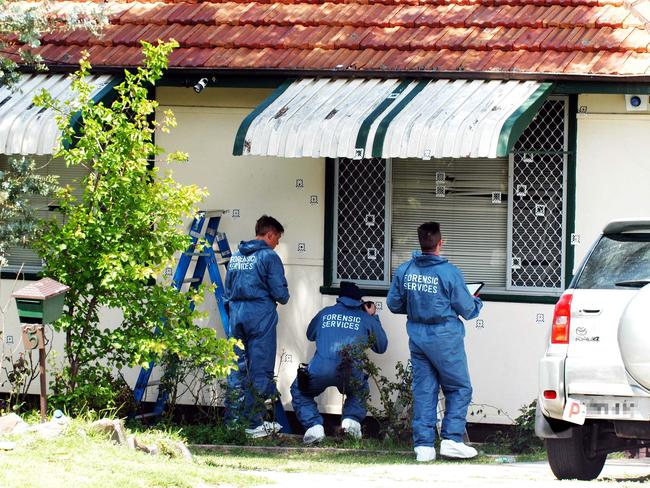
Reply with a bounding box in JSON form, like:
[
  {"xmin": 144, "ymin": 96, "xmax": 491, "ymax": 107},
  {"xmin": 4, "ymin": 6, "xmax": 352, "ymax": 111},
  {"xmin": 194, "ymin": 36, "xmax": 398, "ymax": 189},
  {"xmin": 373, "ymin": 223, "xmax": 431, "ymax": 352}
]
[
  {"xmin": 387, "ymin": 222, "xmax": 482, "ymax": 462},
  {"xmin": 224, "ymin": 215, "xmax": 290, "ymax": 438},
  {"xmin": 290, "ymin": 281, "xmax": 388, "ymax": 444}
]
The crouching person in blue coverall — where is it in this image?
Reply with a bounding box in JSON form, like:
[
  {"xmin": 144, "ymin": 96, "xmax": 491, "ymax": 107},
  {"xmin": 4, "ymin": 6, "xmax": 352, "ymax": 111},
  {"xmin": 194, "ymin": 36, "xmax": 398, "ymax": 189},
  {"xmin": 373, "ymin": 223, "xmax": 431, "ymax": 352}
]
[
  {"xmin": 290, "ymin": 281, "xmax": 388, "ymax": 445},
  {"xmin": 387, "ymin": 222, "xmax": 482, "ymax": 462},
  {"xmin": 224, "ymin": 215, "xmax": 290, "ymax": 438}
]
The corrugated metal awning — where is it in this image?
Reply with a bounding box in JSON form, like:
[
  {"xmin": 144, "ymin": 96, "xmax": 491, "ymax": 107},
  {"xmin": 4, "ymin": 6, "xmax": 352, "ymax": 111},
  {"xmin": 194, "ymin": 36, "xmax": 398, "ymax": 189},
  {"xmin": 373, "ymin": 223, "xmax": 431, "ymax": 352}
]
[
  {"xmin": 233, "ymin": 78, "xmax": 553, "ymax": 159},
  {"xmin": 0, "ymin": 73, "xmax": 119, "ymax": 155}
]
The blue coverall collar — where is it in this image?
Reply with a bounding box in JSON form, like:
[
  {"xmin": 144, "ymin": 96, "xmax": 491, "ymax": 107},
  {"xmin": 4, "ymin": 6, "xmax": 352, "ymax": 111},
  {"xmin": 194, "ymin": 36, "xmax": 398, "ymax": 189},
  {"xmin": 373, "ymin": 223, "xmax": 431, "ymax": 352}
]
[
  {"xmin": 412, "ymin": 251, "xmax": 448, "ymax": 266},
  {"xmin": 239, "ymin": 239, "xmax": 271, "ymax": 255},
  {"xmin": 336, "ymin": 296, "xmax": 363, "ymax": 308}
]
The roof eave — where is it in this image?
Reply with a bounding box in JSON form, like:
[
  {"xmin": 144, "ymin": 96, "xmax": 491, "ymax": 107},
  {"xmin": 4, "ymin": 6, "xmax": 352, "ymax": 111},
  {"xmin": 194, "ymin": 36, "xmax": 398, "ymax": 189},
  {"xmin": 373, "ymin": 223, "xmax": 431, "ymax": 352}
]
[{"xmin": 27, "ymin": 64, "xmax": 650, "ymax": 85}]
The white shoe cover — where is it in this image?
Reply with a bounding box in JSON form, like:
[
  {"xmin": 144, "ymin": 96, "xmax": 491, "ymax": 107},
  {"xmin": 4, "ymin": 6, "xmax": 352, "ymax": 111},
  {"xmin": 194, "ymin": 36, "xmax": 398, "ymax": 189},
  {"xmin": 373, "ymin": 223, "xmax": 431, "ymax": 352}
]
[
  {"xmin": 414, "ymin": 446, "xmax": 436, "ymax": 462},
  {"xmin": 245, "ymin": 421, "xmax": 282, "ymax": 439},
  {"xmin": 303, "ymin": 424, "xmax": 325, "ymax": 445},
  {"xmin": 341, "ymin": 418, "xmax": 362, "ymax": 439},
  {"xmin": 440, "ymin": 439, "xmax": 478, "ymax": 459}
]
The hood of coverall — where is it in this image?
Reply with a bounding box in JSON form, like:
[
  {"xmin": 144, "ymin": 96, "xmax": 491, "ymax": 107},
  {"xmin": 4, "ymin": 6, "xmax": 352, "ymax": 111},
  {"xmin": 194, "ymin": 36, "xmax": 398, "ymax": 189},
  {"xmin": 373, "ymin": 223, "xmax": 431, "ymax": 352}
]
[
  {"xmin": 238, "ymin": 239, "xmax": 270, "ymax": 256},
  {"xmin": 412, "ymin": 251, "xmax": 448, "ymax": 266},
  {"xmin": 336, "ymin": 296, "xmax": 364, "ymax": 308}
]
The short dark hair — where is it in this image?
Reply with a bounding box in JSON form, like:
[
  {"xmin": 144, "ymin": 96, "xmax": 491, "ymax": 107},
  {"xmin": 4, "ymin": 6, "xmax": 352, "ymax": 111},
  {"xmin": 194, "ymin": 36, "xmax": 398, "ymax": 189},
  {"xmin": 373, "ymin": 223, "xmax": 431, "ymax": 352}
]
[
  {"xmin": 255, "ymin": 215, "xmax": 284, "ymax": 236},
  {"xmin": 418, "ymin": 222, "xmax": 441, "ymax": 252}
]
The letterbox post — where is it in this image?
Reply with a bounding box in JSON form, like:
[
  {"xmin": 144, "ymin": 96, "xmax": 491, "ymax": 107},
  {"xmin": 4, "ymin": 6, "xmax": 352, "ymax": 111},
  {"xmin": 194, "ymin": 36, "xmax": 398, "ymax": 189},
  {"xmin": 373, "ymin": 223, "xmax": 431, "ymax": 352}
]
[{"xmin": 13, "ymin": 278, "xmax": 69, "ymax": 422}]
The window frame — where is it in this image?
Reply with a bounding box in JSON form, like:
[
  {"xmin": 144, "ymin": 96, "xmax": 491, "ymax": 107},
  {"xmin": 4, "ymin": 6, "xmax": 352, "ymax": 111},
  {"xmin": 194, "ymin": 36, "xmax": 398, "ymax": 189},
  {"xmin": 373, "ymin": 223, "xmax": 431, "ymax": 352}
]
[{"xmin": 323, "ymin": 95, "xmax": 575, "ymax": 302}]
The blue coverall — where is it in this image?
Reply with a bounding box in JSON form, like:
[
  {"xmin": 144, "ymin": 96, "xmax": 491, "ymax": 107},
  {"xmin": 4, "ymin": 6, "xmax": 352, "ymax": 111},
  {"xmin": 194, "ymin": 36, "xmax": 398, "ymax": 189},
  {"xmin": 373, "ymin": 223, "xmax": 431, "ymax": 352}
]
[
  {"xmin": 387, "ymin": 252, "xmax": 482, "ymax": 447},
  {"xmin": 290, "ymin": 296, "xmax": 388, "ymax": 429},
  {"xmin": 224, "ymin": 239, "xmax": 290, "ymax": 428}
]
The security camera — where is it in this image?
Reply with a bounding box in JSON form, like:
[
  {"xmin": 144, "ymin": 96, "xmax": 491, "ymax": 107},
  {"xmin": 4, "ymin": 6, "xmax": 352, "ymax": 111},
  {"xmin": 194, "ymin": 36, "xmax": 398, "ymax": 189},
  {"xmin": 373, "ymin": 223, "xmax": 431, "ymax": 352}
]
[
  {"xmin": 625, "ymin": 94, "xmax": 648, "ymax": 111},
  {"xmin": 193, "ymin": 78, "xmax": 208, "ymax": 93}
]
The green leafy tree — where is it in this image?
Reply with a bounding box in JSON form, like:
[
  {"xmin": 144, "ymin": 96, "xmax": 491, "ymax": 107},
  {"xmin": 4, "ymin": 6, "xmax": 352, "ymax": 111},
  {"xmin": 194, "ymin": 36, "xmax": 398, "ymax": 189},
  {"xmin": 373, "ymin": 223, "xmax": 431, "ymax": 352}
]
[{"xmin": 32, "ymin": 41, "xmax": 239, "ymax": 412}]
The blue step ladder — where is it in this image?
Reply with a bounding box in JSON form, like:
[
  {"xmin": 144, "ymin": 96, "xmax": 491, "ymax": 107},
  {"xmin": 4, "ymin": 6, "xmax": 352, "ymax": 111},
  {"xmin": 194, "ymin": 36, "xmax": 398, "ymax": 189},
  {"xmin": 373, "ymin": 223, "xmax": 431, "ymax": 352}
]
[{"xmin": 132, "ymin": 210, "xmax": 292, "ymax": 432}]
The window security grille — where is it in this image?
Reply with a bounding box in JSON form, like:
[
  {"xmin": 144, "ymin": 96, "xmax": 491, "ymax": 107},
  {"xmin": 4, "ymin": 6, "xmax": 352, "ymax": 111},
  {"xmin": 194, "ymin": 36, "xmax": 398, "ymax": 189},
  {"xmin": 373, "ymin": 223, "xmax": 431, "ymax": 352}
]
[
  {"xmin": 508, "ymin": 98, "xmax": 568, "ymax": 291},
  {"xmin": 334, "ymin": 158, "xmax": 388, "ymax": 285}
]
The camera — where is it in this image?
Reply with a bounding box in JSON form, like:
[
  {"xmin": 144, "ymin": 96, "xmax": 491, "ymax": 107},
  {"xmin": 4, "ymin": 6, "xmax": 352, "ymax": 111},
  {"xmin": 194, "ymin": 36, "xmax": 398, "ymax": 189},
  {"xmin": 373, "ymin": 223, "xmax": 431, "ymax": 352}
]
[
  {"xmin": 193, "ymin": 78, "xmax": 208, "ymax": 93},
  {"xmin": 297, "ymin": 363, "xmax": 310, "ymax": 392}
]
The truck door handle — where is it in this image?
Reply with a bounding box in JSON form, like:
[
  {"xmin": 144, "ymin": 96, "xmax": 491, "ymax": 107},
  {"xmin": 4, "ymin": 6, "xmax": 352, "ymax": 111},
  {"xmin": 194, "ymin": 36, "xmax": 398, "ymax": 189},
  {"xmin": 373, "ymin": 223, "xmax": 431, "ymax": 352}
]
[{"xmin": 578, "ymin": 309, "xmax": 601, "ymax": 316}]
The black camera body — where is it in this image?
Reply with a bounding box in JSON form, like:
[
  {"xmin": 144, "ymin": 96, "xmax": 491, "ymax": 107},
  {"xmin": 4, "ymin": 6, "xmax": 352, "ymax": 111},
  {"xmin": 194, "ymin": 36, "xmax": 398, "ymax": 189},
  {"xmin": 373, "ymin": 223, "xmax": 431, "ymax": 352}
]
[{"xmin": 297, "ymin": 363, "xmax": 310, "ymax": 392}]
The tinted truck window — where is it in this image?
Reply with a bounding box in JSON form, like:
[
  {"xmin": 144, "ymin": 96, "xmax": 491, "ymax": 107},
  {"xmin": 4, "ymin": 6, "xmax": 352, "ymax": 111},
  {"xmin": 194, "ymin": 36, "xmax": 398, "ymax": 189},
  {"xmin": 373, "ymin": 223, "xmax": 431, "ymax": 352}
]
[{"xmin": 576, "ymin": 234, "xmax": 650, "ymax": 289}]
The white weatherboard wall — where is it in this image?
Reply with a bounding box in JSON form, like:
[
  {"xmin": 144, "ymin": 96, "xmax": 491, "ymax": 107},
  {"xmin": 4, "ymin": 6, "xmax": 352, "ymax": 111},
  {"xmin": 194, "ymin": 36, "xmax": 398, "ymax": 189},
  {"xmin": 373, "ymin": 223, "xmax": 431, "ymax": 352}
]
[
  {"xmin": 155, "ymin": 86, "xmax": 552, "ymax": 423},
  {"xmin": 574, "ymin": 94, "xmax": 650, "ymax": 270},
  {"xmin": 4, "ymin": 87, "xmax": 613, "ymax": 423}
]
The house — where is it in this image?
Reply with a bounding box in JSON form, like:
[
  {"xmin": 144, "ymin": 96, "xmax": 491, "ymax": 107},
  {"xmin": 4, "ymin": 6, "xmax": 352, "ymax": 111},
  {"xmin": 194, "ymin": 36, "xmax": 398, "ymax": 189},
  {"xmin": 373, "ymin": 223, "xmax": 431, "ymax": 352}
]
[{"xmin": 2, "ymin": 0, "xmax": 650, "ymax": 425}]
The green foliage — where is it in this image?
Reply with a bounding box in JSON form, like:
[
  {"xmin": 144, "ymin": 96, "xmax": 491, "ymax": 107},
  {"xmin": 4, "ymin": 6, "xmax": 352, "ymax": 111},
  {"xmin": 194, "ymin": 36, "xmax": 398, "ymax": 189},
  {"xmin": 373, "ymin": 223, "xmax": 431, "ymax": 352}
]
[
  {"xmin": 32, "ymin": 41, "xmax": 239, "ymax": 413},
  {"xmin": 0, "ymin": 156, "xmax": 58, "ymax": 267},
  {"xmin": 488, "ymin": 400, "xmax": 543, "ymax": 454},
  {"xmin": 508, "ymin": 400, "xmax": 543, "ymax": 453},
  {"xmin": 340, "ymin": 341, "xmax": 413, "ymax": 443}
]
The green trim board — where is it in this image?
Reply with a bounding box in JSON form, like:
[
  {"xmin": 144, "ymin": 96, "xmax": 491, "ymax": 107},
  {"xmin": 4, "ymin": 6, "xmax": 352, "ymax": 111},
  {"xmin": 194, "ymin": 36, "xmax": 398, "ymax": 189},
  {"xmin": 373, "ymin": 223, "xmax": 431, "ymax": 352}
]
[
  {"xmin": 371, "ymin": 80, "xmax": 429, "ymax": 158},
  {"xmin": 553, "ymin": 82, "xmax": 650, "ymax": 95},
  {"xmin": 497, "ymin": 82, "xmax": 555, "ymax": 157},
  {"xmin": 65, "ymin": 76, "xmax": 123, "ymax": 150},
  {"xmin": 232, "ymin": 78, "xmax": 294, "ymax": 156},
  {"xmin": 564, "ymin": 94, "xmax": 578, "ymax": 287},
  {"xmin": 323, "ymin": 159, "xmax": 336, "ymax": 288}
]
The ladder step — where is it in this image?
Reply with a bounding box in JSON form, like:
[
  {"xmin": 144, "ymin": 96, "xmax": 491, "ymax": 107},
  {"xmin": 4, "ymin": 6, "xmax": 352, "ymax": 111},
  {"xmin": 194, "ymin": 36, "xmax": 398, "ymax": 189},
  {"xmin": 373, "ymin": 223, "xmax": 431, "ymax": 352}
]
[
  {"xmin": 132, "ymin": 412, "xmax": 162, "ymax": 420},
  {"xmin": 202, "ymin": 210, "xmax": 227, "ymax": 218},
  {"xmin": 183, "ymin": 252, "xmax": 210, "ymax": 258},
  {"xmin": 182, "ymin": 278, "xmax": 201, "ymax": 284}
]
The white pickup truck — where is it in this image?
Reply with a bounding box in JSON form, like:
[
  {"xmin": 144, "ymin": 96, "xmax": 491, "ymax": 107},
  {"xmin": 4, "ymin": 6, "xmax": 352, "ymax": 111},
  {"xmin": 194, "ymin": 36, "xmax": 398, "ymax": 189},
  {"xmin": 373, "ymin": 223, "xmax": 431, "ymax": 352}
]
[{"xmin": 536, "ymin": 219, "xmax": 650, "ymax": 480}]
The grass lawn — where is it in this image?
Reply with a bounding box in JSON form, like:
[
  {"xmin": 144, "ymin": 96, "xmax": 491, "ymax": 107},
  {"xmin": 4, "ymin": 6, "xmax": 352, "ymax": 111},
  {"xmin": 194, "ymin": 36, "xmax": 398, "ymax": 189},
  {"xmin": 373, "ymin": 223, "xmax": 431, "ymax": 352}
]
[
  {"xmin": 0, "ymin": 418, "xmax": 546, "ymax": 488},
  {"xmin": 0, "ymin": 420, "xmax": 262, "ymax": 488}
]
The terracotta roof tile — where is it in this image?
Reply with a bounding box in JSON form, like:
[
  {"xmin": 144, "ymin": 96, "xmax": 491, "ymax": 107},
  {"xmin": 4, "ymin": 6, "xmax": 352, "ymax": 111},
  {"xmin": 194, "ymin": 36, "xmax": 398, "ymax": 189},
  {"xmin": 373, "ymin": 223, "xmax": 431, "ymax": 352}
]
[
  {"xmin": 511, "ymin": 5, "xmax": 544, "ymax": 27},
  {"xmin": 408, "ymin": 26, "xmax": 447, "ymax": 49},
  {"xmin": 590, "ymin": 25, "xmax": 633, "ymax": 51},
  {"xmin": 539, "ymin": 26, "xmax": 573, "ymax": 50},
  {"xmin": 562, "ymin": 50, "xmax": 604, "ymax": 72},
  {"xmin": 590, "ymin": 50, "xmax": 632, "ymax": 73},
  {"xmin": 486, "ymin": 26, "xmax": 524, "ymax": 49},
  {"xmin": 526, "ymin": 49, "xmax": 575, "ymax": 71},
  {"xmin": 484, "ymin": 49, "xmax": 523, "ymax": 71},
  {"xmin": 461, "ymin": 26, "xmax": 504, "ymax": 49},
  {"xmin": 594, "ymin": 4, "xmax": 637, "ymax": 27},
  {"xmin": 22, "ymin": 0, "xmax": 650, "ymax": 77},
  {"xmin": 619, "ymin": 51, "xmax": 650, "ymax": 74},
  {"xmin": 414, "ymin": 5, "xmax": 456, "ymax": 28},
  {"xmin": 360, "ymin": 27, "xmax": 403, "ymax": 49},
  {"xmin": 512, "ymin": 27, "xmax": 553, "ymax": 50},
  {"xmin": 432, "ymin": 49, "xmax": 465, "ymax": 69},
  {"xmin": 457, "ymin": 48, "xmax": 494, "ymax": 69},
  {"xmin": 465, "ymin": 5, "xmax": 505, "ymax": 28},
  {"xmin": 618, "ymin": 27, "xmax": 650, "ymax": 52},
  {"xmin": 389, "ymin": 5, "xmax": 428, "ymax": 27},
  {"xmin": 436, "ymin": 26, "xmax": 475, "ymax": 49}
]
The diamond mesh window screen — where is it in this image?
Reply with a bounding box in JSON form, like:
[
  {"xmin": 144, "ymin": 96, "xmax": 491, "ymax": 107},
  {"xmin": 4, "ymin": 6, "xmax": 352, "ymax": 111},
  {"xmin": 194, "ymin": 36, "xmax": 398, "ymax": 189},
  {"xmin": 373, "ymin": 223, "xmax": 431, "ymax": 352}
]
[
  {"xmin": 508, "ymin": 97, "xmax": 568, "ymax": 291},
  {"xmin": 334, "ymin": 158, "xmax": 388, "ymax": 285}
]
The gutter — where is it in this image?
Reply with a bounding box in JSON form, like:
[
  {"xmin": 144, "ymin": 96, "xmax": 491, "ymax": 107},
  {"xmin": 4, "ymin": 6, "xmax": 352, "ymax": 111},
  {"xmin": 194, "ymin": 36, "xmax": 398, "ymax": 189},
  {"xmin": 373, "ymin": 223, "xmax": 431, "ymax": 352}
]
[{"xmin": 19, "ymin": 64, "xmax": 650, "ymax": 84}]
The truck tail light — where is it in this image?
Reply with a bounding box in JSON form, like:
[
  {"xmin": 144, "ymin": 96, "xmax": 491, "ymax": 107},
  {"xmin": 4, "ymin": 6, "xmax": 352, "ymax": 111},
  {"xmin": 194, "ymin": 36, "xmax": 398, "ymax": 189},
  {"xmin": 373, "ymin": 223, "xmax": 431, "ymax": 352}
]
[
  {"xmin": 551, "ymin": 292, "xmax": 573, "ymax": 344},
  {"xmin": 543, "ymin": 390, "xmax": 557, "ymax": 399}
]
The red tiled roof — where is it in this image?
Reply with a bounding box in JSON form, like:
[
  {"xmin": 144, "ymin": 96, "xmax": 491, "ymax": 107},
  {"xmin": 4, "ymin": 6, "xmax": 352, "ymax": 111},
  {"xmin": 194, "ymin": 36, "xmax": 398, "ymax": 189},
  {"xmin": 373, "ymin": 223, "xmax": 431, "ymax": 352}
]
[{"xmin": 14, "ymin": 0, "xmax": 650, "ymax": 77}]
